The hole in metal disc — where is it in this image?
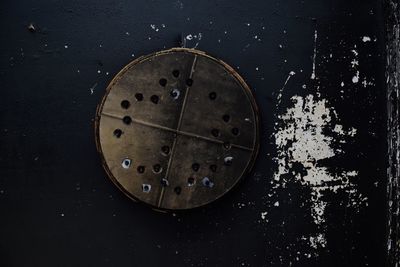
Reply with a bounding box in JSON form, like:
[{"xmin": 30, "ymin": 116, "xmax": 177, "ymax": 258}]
[
  {"xmin": 113, "ymin": 129, "xmax": 122, "ymax": 138},
  {"xmin": 137, "ymin": 165, "xmax": 145, "ymax": 173},
  {"xmin": 231, "ymin": 127, "xmax": 240, "ymax": 136},
  {"xmin": 161, "ymin": 178, "xmax": 169, "ymax": 187},
  {"xmin": 159, "ymin": 78, "xmax": 167, "ymax": 87},
  {"xmin": 152, "ymin": 164, "xmax": 162, "ymax": 174},
  {"xmin": 121, "ymin": 100, "xmax": 130, "ymax": 109},
  {"xmin": 187, "ymin": 177, "xmax": 195, "ymax": 187},
  {"xmin": 135, "ymin": 93, "xmax": 144, "ymax": 101},
  {"xmin": 174, "ymin": 186, "xmax": 182, "ymax": 195},
  {"xmin": 150, "ymin": 95, "xmax": 159, "ymax": 104},
  {"xmin": 123, "ymin": 116, "xmax": 132, "ymax": 125},
  {"xmin": 209, "ymin": 92, "xmax": 217, "ymax": 100},
  {"xmin": 186, "ymin": 78, "xmax": 193, "ymax": 86},
  {"xmin": 202, "ymin": 177, "xmax": 214, "ymax": 188},
  {"xmin": 211, "ymin": 129, "xmax": 220, "ymax": 137},
  {"xmin": 192, "ymin": 163, "xmax": 200, "ymax": 172},
  {"xmin": 121, "ymin": 158, "xmax": 131, "ymax": 169},
  {"xmin": 224, "ymin": 156, "xmax": 233, "ymax": 166},
  {"xmin": 170, "ymin": 89, "xmax": 180, "ymax": 100},
  {"xmin": 142, "ymin": 184, "xmax": 151, "ymax": 193},
  {"xmin": 172, "ymin": 70, "xmax": 180, "ymax": 77},
  {"xmin": 223, "ymin": 141, "xmax": 231, "ymax": 150},
  {"xmin": 222, "ymin": 114, "xmax": 230, "ymax": 122},
  {"xmin": 161, "ymin": 145, "xmax": 170, "ymax": 155}
]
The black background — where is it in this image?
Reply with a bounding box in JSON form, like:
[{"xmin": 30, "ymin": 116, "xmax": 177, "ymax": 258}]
[{"xmin": 0, "ymin": 0, "xmax": 388, "ymax": 266}]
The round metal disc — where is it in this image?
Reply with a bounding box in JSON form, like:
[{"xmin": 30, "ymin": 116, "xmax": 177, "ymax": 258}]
[{"xmin": 95, "ymin": 48, "xmax": 259, "ymax": 210}]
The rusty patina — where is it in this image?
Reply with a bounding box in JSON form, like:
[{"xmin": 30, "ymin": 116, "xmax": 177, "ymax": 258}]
[{"xmin": 95, "ymin": 48, "xmax": 259, "ymax": 210}]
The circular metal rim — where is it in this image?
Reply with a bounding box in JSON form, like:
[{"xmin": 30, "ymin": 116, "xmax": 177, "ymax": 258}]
[{"xmin": 94, "ymin": 47, "xmax": 260, "ymax": 211}]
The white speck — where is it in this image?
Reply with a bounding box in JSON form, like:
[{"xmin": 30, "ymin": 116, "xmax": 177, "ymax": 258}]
[
  {"xmin": 302, "ymin": 84, "xmax": 307, "ymax": 89},
  {"xmin": 279, "ymin": 44, "xmax": 283, "ymax": 49},
  {"xmin": 97, "ymin": 70, "xmax": 101, "ymax": 74},
  {"xmin": 89, "ymin": 83, "xmax": 98, "ymax": 95},
  {"xmin": 362, "ymin": 36, "xmax": 371, "ymax": 42},
  {"xmin": 255, "ymin": 67, "xmax": 259, "ymax": 71},
  {"xmin": 341, "ymin": 82, "xmax": 345, "ymax": 87},
  {"xmin": 352, "ymin": 71, "xmax": 360, "ymax": 83},
  {"xmin": 150, "ymin": 24, "xmax": 160, "ymax": 32},
  {"xmin": 261, "ymin": 211, "xmax": 268, "ymax": 220},
  {"xmin": 77, "ymin": 69, "xmax": 80, "ymax": 73},
  {"xmin": 125, "ymin": 32, "xmax": 130, "ymax": 36},
  {"xmin": 99, "ymin": 44, "xmax": 103, "ymax": 48},
  {"xmin": 184, "ymin": 33, "xmax": 203, "ymax": 48},
  {"xmin": 246, "ymin": 23, "xmax": 250, "ymax": 26},
  {"xmin": 60, "ymin": 213, "xmax": 64, "ymax": 217},
  {"xmin": 106, "ymin": 72, "xmax": 109, "ymax": 76},
  {"xmin": 274, "ymin": 201, "xmax": 279, "ymax": 207},
  {"xmin": 131, "ymin": 53, "xmax": 135, "ymax": 58},
  {"xmin": 64, "ymin": 45, "xmax": 68, "ymax": 49}
]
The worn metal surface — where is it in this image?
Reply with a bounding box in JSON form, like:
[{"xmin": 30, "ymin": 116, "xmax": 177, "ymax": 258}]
[
  {"xmin": 95, "ymin": 48, "xmax": 259, "ymax": 210},
  {"xmin": 385, "ymin": 0, "xmax": 400, "ymax": 265},
  {"xmin": 0, "ymin": 0, "xmax": 389, "ymax": 266}
]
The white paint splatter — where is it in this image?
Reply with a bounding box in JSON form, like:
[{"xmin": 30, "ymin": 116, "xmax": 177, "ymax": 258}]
[
  {"xmin": 184, "ymin": 33, "xmax": 203, "ymax": 48},
  {"xmin": 261, "ymin": 211, "xmax": 268, "ymax": 220},
  {"xmin": 273, "ymin": 94, "xmax": 364, "ymax": 249},
  {"xmin": 89, "ymin": 83, "xmax": 98, "ymax": 95},
  {"xmin": 276, "ymin": 71, "xmax": 296, "ymax": 108},
  {"xmin": 352, "ymin": 71, "xmax": 360, "ymax": 84},
  {"xmin": 362, "ymin": 36, "xmax": 371, "ymax": 42},
  {"xmin": 150, "ymin": 24, "xmax": 159, "ymax": 32},
  {"xmin": 311, "ymin": 30, "xmax": 318, "ymax": 80},
  {"xmin": 351, "ymin": 47, "xmax": 360, "ymax": 84}
]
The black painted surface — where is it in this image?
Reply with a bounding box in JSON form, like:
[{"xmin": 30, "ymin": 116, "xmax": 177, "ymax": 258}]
[{"xmin": 0, "ymin": 0, "xmax": 387, "ymax": 266}]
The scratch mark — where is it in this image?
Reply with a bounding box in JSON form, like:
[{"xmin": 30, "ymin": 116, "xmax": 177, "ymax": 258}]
[
  {"xmin": 90, "ymin": 83, "xmax": 98, "ymax": 95},
  {"xmin": 276, "ymin": 71, "xmax": 296, "ymax": 108},
  {"xmin": 311, "ymin": 30, "xmax": 317, "ymax": 80}
]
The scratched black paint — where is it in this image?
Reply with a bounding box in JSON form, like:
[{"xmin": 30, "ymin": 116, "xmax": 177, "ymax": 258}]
[{"xmin": 0, "ymin": 0, "xmax": 387, "ymax": 266}]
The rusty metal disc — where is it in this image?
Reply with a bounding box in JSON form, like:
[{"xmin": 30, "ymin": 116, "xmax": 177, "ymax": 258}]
[{"xmin": 95, "ymin": 48, "xmax": 259, "ymax": 210}]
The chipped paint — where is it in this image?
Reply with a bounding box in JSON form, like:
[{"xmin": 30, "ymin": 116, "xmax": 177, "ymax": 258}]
[
  {"xmin": 273, "ymin": 94, "xmax": 364, "ymax": 248},
  {"xmin": 311, "ymin": 30, "xmax": 318, "ymax": 80}
]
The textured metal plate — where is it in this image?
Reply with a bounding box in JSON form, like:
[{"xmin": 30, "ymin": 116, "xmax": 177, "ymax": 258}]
[{"xmin": 95, "ymin": 48, "xmax": 259, "ymax": 210}]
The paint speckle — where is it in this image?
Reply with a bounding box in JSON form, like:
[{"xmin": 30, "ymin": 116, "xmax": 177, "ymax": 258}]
[{"xmin": 362, "ymin": 36, "xmax": 372, "ymax": 42}]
